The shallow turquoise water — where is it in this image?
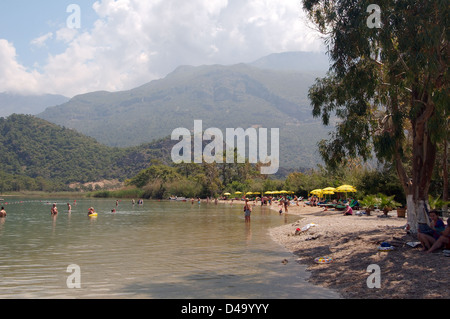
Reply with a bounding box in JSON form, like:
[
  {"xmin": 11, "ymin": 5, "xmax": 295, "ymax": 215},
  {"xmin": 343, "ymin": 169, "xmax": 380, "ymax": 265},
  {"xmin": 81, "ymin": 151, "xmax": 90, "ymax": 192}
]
[{"xmin": 0, "ymin": 198, "xmax": 339, "ymax": 299}]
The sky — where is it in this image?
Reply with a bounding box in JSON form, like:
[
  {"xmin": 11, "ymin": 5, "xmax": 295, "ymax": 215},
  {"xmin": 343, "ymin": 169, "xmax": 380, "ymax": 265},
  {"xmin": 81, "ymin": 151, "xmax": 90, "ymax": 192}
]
[{"xmin": 0, "ymin": 0, "xmax": 324, "ymax": 98}]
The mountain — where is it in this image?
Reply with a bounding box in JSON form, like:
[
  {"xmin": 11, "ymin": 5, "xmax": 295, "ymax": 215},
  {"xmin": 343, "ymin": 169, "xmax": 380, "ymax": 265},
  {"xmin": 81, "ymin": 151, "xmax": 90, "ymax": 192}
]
[
  {"xmin": 0, "ymin": 93, "xmax": 69, "ymax": 118},
  {"xmin": 249, "ymin": 51, "xmax": 330, "ymax": 74},
  {"xmin": 38, "ymin": 51, "xmax": 334, "ymax": 169},
  {"xmin": 0, "ymin": 114, "xmax": 174, "ymax": 190}
]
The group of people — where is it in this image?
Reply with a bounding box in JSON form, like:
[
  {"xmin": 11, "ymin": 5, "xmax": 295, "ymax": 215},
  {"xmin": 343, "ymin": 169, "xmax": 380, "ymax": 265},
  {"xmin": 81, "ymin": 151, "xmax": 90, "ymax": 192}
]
[
  {"xmin": 418, "ymin": 210, "xmax": 450, "ymax": 253},
  {"xmin": 50, "ymin": 202, "xmax": 96, "ymax": 216}
]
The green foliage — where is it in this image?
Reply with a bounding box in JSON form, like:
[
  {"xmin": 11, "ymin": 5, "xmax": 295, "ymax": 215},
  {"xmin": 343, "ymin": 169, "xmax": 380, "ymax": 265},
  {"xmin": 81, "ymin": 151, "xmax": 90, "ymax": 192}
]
[
  {"xmin": 90, "ymin": 188, "xmax": 145, "ymax": 199},
  {"xmin": 359, "ymin": 195, "xmax": 379, "ymax": 210},
  {"xmin": 428, "ymin": 195, "xmax": 450, "ymax": 211},
  {"xmin": 376, "ymin": 193, "xmax": 401, "ymax": 212},
  {"xmin": 0, "ymin": 114, "xmax": 173, "ymax": 192}
]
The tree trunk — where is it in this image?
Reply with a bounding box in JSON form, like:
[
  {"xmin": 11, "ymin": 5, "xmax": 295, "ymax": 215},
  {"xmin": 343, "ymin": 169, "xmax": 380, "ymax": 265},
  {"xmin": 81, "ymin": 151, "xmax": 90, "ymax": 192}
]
[
  {"xmin": 443, "ymin": 131, "xmax": 448, "ymax": 212},
  {"xmin": 401, "ymin": 94, "xmax": 437, "ymax": 234}
]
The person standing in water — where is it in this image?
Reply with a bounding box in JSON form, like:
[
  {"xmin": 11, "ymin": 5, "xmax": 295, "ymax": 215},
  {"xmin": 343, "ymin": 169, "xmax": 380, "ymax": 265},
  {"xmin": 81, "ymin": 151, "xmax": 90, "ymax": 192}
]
[
  {"xmin": 51, "ymin": 203, "xmax": 58, "ymax": 215},
  {"xmin": 244, "ymin": 199, "xmax": 252, "ymax": 223},
  {"xmin": 0, "ymin": 207, "xmax": 6, "ymax": 218}
]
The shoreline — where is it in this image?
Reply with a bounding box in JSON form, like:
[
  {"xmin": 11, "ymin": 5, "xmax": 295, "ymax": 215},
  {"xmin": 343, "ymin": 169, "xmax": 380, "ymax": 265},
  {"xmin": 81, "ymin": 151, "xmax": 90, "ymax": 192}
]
[{"xmin": 264, "ymin": 202, "xmax": 449, "ymax": 299}]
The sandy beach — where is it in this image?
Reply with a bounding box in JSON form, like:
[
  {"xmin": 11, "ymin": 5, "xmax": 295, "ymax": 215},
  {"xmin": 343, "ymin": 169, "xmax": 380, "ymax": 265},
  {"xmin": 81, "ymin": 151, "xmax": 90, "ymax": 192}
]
[{"xmin": 261, "ymin": 202, "xmax": 449, "ymax": 299}]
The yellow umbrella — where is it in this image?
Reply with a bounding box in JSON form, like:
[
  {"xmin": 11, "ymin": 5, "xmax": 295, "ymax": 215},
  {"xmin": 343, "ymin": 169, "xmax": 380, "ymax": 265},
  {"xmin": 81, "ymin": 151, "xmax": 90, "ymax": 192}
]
[
  {"xmin": 322, "ymin": 187, "xmax": 336, "ymax": 192},
  {"xmin": 246, "ymin": 192, "xmax": 253, "ymax": 195},
  {"xmin": 336, "ymin": 185, "xmax": 357, "ymax": 199},
  {"xmin": 224, "ymin": 192, "xmax": 231, "ymax": 196},
  {"xmin": 235, "ymin": 191, "xmax": 242, "ymax": 195},
  {"xmin": 336, "ymin": 185, "xmax": 357, "ymax": 192},
  {"xmin": 310, "ymin": 189, "xmax": 323, "ymax": 196}
]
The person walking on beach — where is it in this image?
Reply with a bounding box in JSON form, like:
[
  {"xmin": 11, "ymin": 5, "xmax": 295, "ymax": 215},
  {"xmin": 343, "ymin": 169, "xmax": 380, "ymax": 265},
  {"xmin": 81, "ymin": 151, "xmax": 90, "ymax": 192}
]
[
  {"xmin": 0, "ymin": 207, "xmax": 6, "ymax": 218},
  {"xmin": 284, "ymin": 197, "xmax": 289, "ymax": 213},
  {"xmin": 244, "ymin": 199, "xmax": 252, "ymax": 223}
]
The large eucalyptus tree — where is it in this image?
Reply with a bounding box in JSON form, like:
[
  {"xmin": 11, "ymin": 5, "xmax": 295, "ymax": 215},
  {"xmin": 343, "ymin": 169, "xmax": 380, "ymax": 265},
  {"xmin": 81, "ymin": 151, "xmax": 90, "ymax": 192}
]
[{"xmin": 302, "ymin": 0, "xmax": 449, "ymax": 232}]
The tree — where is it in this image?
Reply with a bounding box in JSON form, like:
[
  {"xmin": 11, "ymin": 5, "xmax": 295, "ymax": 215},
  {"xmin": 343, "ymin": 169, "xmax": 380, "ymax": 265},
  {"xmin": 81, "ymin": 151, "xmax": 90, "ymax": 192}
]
[{"xmin": 302, "ymin": 0, "xmax": 449, "ymax": 232}]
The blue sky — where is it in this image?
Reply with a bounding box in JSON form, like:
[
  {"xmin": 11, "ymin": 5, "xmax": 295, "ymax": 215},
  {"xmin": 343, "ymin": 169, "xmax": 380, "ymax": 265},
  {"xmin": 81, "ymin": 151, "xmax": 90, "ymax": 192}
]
[
  {"xmin": 0, "ymin": 0, "xmax": 323, "ymax": 97},
  {"xmin": 0, "ymin": 1, "xmax": 97, "ymax": 68}
]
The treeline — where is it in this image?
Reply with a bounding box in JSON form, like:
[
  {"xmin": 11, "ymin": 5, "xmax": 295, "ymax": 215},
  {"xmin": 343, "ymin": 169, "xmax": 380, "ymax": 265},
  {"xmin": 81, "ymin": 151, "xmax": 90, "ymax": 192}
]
[
  {"xmin": 106, "ymin": 152, "xmax": 447, "ymax": 206},
  {"xmin": 100, "ymin": 156, "xmax": 411, "ymax": 204}
]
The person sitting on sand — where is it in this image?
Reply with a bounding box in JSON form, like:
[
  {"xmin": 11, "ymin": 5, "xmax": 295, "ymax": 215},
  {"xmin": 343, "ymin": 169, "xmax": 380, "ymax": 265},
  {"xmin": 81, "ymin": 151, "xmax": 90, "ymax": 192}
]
[
  {"xmin": 418, "ymin": 210, "xmax": 445, "ymax": 251},
  {"xmin": 0, "ymin": 207, "xmax": 6, "ymax": 218},
  {"xmin": 426, "ymin": 218, "xmax": 450, "ymax": 254},
  {"xmin": 343, "ymin": 203, "xmax": 353, "ymax": 216}
]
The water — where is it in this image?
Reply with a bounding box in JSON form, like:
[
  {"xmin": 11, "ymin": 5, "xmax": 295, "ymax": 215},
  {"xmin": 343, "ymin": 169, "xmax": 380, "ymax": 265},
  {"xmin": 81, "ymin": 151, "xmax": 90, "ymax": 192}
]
[{"xmin": 0, "ymin": 198, "xmax": 339, "ymax": 299}]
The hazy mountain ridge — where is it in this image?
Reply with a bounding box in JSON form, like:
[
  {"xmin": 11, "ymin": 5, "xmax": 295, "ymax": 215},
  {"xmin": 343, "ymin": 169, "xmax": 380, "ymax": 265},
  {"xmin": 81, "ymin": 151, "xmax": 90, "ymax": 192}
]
[
  {"xmin": 37, "ymin": 52, "xmax": 333, "ymax": 169},
  {"xmin": 0, "ymin": 93, "xmax": 69, "ymax": 118}
]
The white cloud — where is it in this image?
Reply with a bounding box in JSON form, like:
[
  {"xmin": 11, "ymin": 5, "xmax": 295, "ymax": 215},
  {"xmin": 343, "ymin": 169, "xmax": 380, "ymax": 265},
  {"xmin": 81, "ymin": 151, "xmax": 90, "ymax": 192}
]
[
  {"xmin": 30, "ymin": 32, "xmax": 54, "ymax": 48},
  {"xmin": 0, "ymin": 39, "xmax": 41, "ymax": 94},
  {"xmin": 0, "ymin": 0, "xmax": 323, "ymax": 97}
]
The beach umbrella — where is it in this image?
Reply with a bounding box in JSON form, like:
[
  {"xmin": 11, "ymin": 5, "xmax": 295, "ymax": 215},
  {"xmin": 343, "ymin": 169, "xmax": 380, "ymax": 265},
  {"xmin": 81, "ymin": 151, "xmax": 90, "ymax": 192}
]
[
  {"xmin": 336, "ymin": 185, "xmax": 357, "ymax": 192},
  {"xmin": 224, "ymin": 193, "xmax": 231, "ymax": 196},
  {"xmin": 336, "ymin": 185, "xmax": 357, "ymax": 199},
  {"xmin": 246, "ymin": 192, "xmax": 253, "ymax": 195},
  {"xmin": 280, "ymin": 190, "xmax": 288, "ymax": 194},
  {"xmin": 322, "ymin": 187, "xmax": 336, "ymax": 192},
  {"xmin": 235, "ymin": 191, "xmax": 242, "ymax": 194},
  {"xmin": 310, "ymin": 189, "xmax": 323, "ymax": 196},
  {"xmin": 322, "ymin": 189, "xmax": 335, "ymax": 200}
]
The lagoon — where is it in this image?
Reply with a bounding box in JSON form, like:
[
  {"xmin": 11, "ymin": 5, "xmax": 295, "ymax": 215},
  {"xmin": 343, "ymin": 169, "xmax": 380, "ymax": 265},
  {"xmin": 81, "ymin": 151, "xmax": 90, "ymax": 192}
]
[{"xmin": 0, "ymin": 198, "xmax": 339, "ymax": 299}]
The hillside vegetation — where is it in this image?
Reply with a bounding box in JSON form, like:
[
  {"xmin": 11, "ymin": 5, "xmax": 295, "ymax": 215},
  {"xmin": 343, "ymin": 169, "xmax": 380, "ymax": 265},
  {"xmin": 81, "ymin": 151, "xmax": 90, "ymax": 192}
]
[{"xmin": 0, "ymin": 114, "xmax": 173, "ymax": 192}]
